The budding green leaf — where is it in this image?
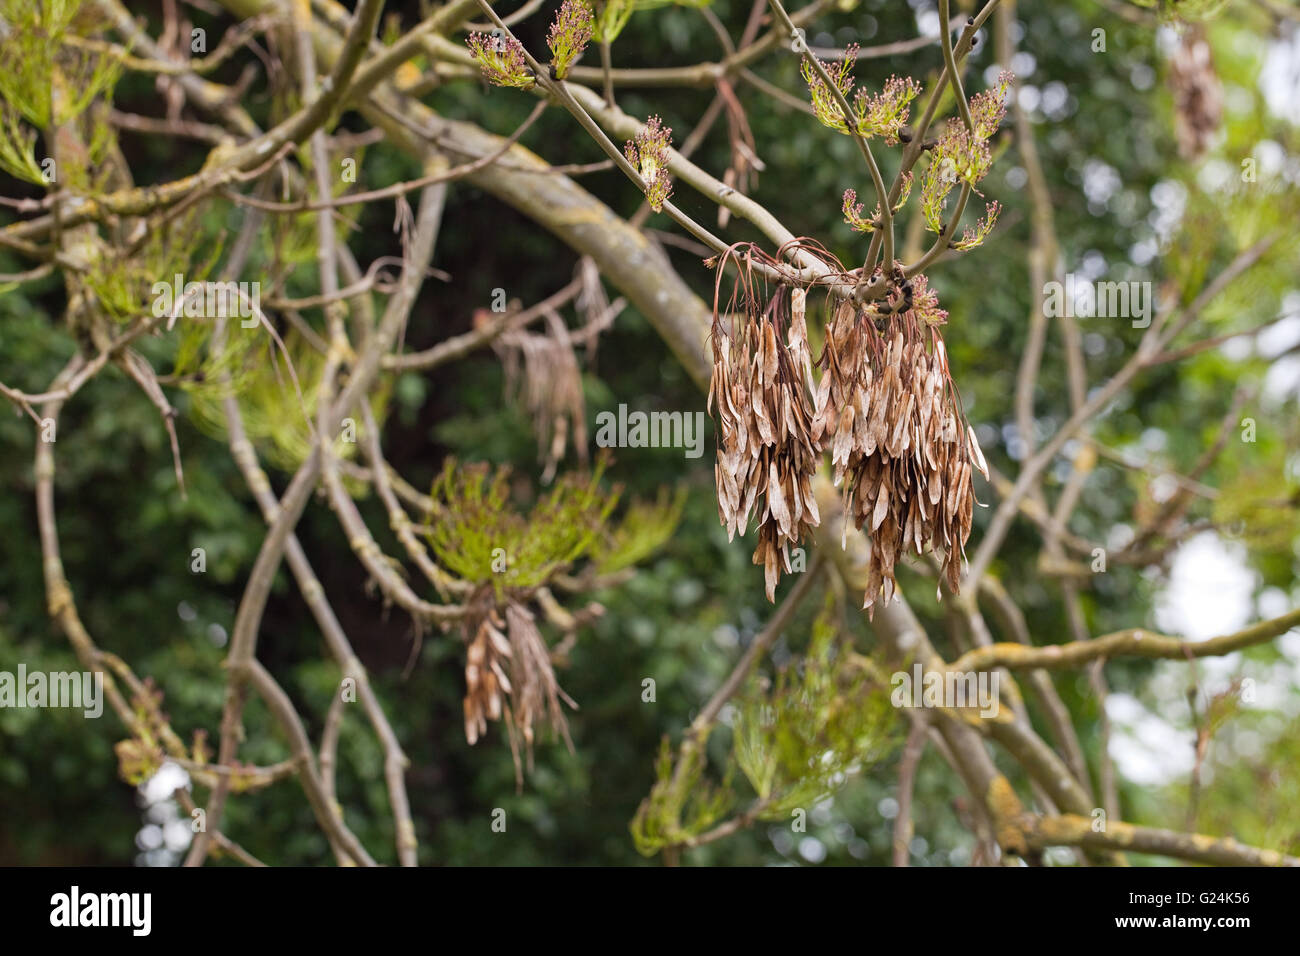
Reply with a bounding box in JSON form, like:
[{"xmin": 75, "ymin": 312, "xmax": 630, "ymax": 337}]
[
  {"xmin": 842, "ymin": 188, "xmax": 874, "ymax": 233},
  {"xmin": 593, "ymin": 0, "xmax": 635, "ymax": 44},
  {"xmin": 800, "ymin": 46, "xmax": 858, "ymax": 134},
  {"xmin": 625, "ymin": 115, "xmax": 674, "ymax": 212},
  {"xmin": 466, "ymin": 32, "xmax": 535, "ymax": 89},
  {"xmin": 920, "ymin": 127, "xmax": 993, "ymax": 233},
  {"xmin": 801, "ymin": 47, "xmax": 921, "ymax": 143},
  {"xmin": 843, "ymin": 173, "xmax": 913, "ymax": 233},
  {"xmin": 971, "ymin": 71, "xmax": 1013, "ymax": 140},
  {"xmin": 548, "ymin": 0, "xmax": 595, "ymax": 80},
  {"xmin": 952, "ymin": 200, "xmax": 1001, "ymax": 251},
  {"xmin": 855, "ymin": 74, "xmax": 922, "ymax": 144}
]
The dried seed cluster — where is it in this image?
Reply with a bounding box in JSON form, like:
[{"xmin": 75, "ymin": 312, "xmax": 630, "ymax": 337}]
[
  {"xmin": 1169, "ymin": 25, "xmax": 1222, "ymax": 161},
  {"xmin": 463, "ymin": 604, "xmax": 512, "ymax": 746},
  {"xmin": 821, "ymin": 291, "xmax": 989, "ymax": 611},
  {"xmin": 492, "ymin": 309, "xmax": 589, "ymax": 483},
  {"xmin": 708, "ymin": 284, "xmax": 821, "ymax": 601},
  {"xmin": 708, "ymin": 245, "xmax": 988, "ymax": 613},
  {"xmin": 462, "ymin": 593, "xmax": 576, "ymax": 785}
]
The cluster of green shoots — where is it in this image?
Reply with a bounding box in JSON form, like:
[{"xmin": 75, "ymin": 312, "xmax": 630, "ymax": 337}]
[
  {"xmin": 799, "ymin": 43, "xmax": 1011, "ymax": 253},
  {"xmin": 593, "ymin": 0, "xmax": 635, "ymax": 43},
  {"xmin": 465, "ymin": 31, "xmax": 536, "ymax": 89},
  {"xmin": 0, "ymin": 0, "xmax": 122, "ymax": 186},
  {"xmin": 729, "ymin": 602, "xmax": 898, "ymax": 818},
  {"xmin": 629, "ymin": 738, "xmax": 735, "ymax": 855},
  {"xmin": 113, "ymin": 679, "xmax": 175, "ymax": 786},
  {"xmin": 624, "ymin": 115, "xmax": 674, "ymax": 212},
  {"xmin": 465, "ymin": 2, "xmax": 680, "ymax": 214},
  {"xmin": 918, "ymin": 71, "xmax": 1012, "ymax": 243},
  {"xmin": 547, "ymin": 0, "xmax": 595, "ymax": 79},
  {"xmin": 114, "ymin": 679, "xmax": 254, "ymax": 793},
  {"xmin": 181, "ymin": 320, "xmax": 384, "ymax": 477},
  {"xmin": 422, "ymin": 457, "xmax": 683, "ymax": 598},
  {"xmin": 466, "ymin": 0, "xmax": 596, "ymax": 87},
  {"xmin": 842, "ymin": 172, "xmax": 912, "ymax": 234},
  {"xmin": 803, "ymin": 49, "xmax": 922, "ymax": 145},
  {"xmin": 631, "ymin": 597, "xmax": 899, "ymax": 855}
]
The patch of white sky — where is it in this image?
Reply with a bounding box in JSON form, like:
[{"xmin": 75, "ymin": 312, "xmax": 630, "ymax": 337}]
[
  {"xmin": 992, "ymin": 18, "xmax": 1300, "ymax": 787},
  {"xmin": 1103, "ymin": 21, "xmax": 1300, "ymax": 789},
  {"xmin": 867, "ymin": 0, "xmax": 1300, "ymax": 802}
]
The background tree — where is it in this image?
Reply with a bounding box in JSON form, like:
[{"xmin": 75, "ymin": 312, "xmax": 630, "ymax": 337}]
[{"xmin": 1, "ymin": 0, "xmax": 1298, "ymax": 865}]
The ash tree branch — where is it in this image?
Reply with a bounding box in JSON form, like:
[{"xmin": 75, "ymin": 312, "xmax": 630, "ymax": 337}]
[
  {"xmin": 1022, "ymin": 814, "xmax": 1300, "ymax": 867},
  {"xmin": 951, "ymin": 608, "xmax": 1300, "ymax": 674}
]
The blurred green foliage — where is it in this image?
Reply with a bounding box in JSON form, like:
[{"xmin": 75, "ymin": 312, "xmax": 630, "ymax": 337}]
[{"xmin": 1, "ymin": 0, "xmax": 1298, "ymax": 866}]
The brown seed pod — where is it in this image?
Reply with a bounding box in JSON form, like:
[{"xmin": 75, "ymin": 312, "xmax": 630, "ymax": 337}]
[{"xmin": 707, "ymin": 241, "xmax": 984, "ymax": 611}]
